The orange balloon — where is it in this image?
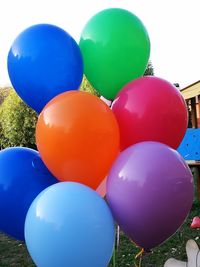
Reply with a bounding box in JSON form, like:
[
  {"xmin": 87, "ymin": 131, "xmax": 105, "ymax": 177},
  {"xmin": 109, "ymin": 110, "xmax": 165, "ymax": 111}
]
[{"xmin": 36, "ymin": 91, "xmax": 120, "ymax": 190}]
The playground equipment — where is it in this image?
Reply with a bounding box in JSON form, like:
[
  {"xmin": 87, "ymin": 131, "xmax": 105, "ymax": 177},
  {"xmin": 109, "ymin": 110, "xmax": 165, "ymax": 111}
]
[{"xmin": 178, "ymin": 80, "xmax": 200, "ymax": 201}]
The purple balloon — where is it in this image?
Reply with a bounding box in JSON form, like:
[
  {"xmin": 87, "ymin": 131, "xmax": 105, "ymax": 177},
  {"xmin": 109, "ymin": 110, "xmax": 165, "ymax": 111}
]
[{"xmin": 106, "ymin": 141, "xmax": 194, "ymax": 251}]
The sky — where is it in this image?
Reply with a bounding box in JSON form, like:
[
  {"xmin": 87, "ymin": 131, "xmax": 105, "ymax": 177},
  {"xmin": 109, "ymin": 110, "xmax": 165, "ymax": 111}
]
[{"xmin": 0, "ymin": 0, "xmax": 199, "ymax": 88}]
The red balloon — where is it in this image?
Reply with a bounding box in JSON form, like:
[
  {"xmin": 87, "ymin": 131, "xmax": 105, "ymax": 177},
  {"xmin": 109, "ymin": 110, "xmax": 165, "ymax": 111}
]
[{"xmin": 112, "ymin": 76, "xmax": 188, "ymax": 150}]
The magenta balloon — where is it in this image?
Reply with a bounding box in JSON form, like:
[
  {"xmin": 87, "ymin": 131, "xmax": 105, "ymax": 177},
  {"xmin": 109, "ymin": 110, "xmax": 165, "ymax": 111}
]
[
  {"xmin": 107, "ymin": 142, "xmax": 194, "ymax": 251},
  {"xmin": 112, "ymin": 76, "xmax": 188, "ymax": 151}
]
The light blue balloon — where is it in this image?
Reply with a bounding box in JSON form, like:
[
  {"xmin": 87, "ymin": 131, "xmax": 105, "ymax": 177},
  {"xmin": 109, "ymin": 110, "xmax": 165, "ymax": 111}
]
[
  {"xmin": 25, "ymin": 182, "xmax": 115, "ymax": 267},
  {"xmin": 7, "ymin": 24, "xmax": 83, "ymax": 113}
]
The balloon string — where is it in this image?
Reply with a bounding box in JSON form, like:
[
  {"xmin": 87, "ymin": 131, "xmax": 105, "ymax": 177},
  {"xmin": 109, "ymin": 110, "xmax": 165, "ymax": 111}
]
[
  {"xmin": 112, "ymin": 228, "xmax": 118, "ymax": 267},
  {"xmin": 134, "ymin": 248, "xmax": 144, "ymax": 267},
  {"xmin": 112, "ymin": 247, "xmax": 116, "ymax": 267},
  {"xmin": 116, "ymin": 225, "xmax": 120, "ymax": 250}
]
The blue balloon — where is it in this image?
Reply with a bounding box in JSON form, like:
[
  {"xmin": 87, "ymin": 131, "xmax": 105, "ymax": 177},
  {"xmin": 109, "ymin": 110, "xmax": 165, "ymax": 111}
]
[
  {"xmin": 25, "ymin": 182, "xmax": 115, "ymax": 267},
  {"xmin": 7, "ymin": 24, "xmax": 83, "ymax": 113},
  {"xmin": 0, "ymin": 147, "xmax": 58, "ymax": 240}
]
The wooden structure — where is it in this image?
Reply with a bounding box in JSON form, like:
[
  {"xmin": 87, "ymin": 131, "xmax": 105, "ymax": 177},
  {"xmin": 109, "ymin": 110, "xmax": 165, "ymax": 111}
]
[
  {"xmin": 180, "ymin": 81, "xmax": 200, "ymax": 200},
  {"xmin": 181, "ymin": 80, "xmax": 200, "ymax": 128}
]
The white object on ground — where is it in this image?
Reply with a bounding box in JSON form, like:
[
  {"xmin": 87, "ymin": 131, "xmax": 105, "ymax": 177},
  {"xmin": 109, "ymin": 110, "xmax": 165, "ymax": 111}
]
[{"xmin": 164, "ymin": 240, "xmax": 200, "ymax": 267}]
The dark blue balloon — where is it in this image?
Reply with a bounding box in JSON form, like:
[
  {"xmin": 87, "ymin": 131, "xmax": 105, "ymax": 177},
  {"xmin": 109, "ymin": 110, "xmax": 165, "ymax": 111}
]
[
  {"xmin": 0, "ymin": 147, "xmax": 58, "ymax": 240},
  {"xmin": 7, "ymin": 24, "xmax": 83, "ymax": 113}
]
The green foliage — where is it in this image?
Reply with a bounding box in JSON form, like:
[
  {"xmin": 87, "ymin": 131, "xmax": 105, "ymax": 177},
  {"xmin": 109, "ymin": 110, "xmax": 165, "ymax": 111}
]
[
  {"xmin": 0, "ymin": 89, "xmax": 37, "ymax": 149},
  {"xmin": 0, "ymin": 87, "xmax": 11, "ymax": 105},
  {"xmin": 80, "ymin": 61, "xmax": 154, "ymax": 98},
  {"xmin": 80, "ymin": 75, "xmax": 100, "ymax": 96},
  {"xmin": 144, "ymin": 60, "xmax": 154, "ymax": 76},
  {"xmin": 0, "ymin": 60, "xmax": 154, "ymax": 150}
]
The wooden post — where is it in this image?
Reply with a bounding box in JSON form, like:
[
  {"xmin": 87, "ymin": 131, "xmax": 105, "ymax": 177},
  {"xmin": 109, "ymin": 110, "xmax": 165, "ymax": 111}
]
[
  {"xmin": 196, "ymin": 166, "xmax": 200, "ymax": 201},
  {"xmin": 190, "ymin": 164, "xmax": 200, "ymax": 202},
  {"xmin": 191, "ymin": 97, "xmax": 198, "ymax": 128},
  {"xmin": 197, "ymin": 96, "xmax": 200, "ymax": 128}
]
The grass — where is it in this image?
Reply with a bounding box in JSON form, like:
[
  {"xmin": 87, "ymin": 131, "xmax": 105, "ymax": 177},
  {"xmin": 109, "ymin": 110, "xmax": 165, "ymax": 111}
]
[
  {"xmin": 0, "ymin": 173, "xmax": 200, "ymax": 267},
  {"xmin": 109, "ymin": 201, "xmax": 200, "ymax": 267},
  {"xmin": 0, "ymin": 201, "xmax": 199, "ymax": 267},
  {"xmin": 0, "ymin": 234, "xmax": 34, "ymax": 267}
]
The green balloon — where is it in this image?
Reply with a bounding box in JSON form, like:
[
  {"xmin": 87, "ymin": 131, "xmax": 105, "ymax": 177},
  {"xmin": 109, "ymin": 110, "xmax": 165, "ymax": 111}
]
[{"xmin": 79, "ymin": 8, "xmax": 151, "ymax": 100}]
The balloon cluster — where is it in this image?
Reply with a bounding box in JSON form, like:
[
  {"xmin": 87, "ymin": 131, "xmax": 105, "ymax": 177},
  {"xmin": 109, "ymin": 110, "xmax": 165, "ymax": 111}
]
[{"xmin": 0, "ymin": 7, "xmax": 194, "ymax": 267}]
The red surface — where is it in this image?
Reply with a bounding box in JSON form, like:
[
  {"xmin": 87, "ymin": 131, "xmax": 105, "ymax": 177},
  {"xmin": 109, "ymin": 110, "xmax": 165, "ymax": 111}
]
[{"xmin": 191, "ymin": 216, "xmax": 200, "ymax": 229}]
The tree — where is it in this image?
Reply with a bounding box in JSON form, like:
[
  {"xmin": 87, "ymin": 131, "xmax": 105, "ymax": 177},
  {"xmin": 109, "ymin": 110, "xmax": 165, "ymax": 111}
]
[
  {"xmin": 0, "ymin": 60, "xmax": 155, "ymax": 150},
  {"xmin": 80, "ymin": 75, "xmax": 100, "ymax": 96},
  {"xmin": 144, "ymin": 60, "xmax": 154, "ymax": 76},
  {"xmin": 0, "ymin": 87, "xmax": 10, "ymax": 105},
  {"xmin": 0, "ymin": 89, "xmax": 38, "ymax": 149}
]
